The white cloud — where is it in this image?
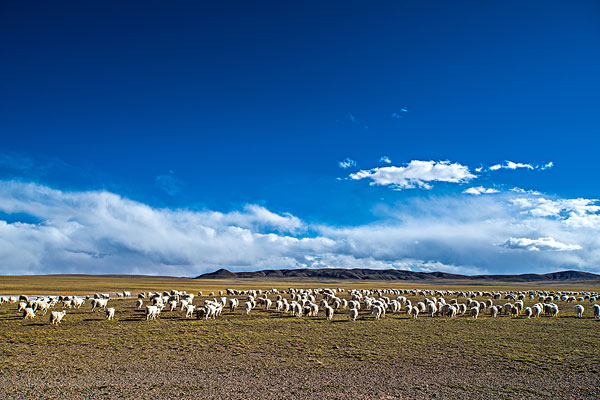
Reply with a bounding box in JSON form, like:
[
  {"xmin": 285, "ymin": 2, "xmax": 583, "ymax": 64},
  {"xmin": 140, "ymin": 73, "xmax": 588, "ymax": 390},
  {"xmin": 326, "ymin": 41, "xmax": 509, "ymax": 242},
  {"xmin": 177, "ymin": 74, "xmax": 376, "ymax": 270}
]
[
  {"xmin": 510, "ymin": 196, "xmax": 600, "ymax": 227},
  {"xmin": 463, "ymin": 186, "xmax": 500, "ymax": 195},
  {"xmin": 510, "ymin": 187, "xmax": 542, "ymax": 195},
  {"xmin": 489, "ymin": 160, "xmax": 553, "ymax": 172},
  {"xmin": 339, "ymin": 158, "xmax": 357, "ymax": 169},
  {"xmin": 490, "ymin": 161, "xmax": 534, "ymax": 171},
  {"xmin": 1, "ymin": 180, "xmax": 600, "ymax": 276},
  {"xmin": 349, "ymin": 160, "xmax": 476, "ymax": 191},
  {"xmin": 501, "ymin": 237, "xmax": 582, "ymax": 252},
  {"xmin": 391, "ymin": 108, "xmax": 408, "ymax": 119},
  {"xmin": 379, "ymin": 156, "xmax": 391, "ymax": 164}
]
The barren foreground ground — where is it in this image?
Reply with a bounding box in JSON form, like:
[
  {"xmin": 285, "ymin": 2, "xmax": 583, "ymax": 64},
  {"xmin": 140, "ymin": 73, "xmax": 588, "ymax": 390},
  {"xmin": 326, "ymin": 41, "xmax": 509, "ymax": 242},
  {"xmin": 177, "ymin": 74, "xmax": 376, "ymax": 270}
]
[{"xmin": 0, "ymin": 275, "xmax": 599, "ymax": 399}]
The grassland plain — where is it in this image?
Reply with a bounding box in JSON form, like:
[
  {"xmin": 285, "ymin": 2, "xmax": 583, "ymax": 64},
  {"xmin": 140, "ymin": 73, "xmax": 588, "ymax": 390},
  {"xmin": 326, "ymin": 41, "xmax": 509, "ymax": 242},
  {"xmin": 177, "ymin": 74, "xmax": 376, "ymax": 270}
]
[{"xmin": 0, "ymin": 275, "xmax": 599, "ymax": 400}]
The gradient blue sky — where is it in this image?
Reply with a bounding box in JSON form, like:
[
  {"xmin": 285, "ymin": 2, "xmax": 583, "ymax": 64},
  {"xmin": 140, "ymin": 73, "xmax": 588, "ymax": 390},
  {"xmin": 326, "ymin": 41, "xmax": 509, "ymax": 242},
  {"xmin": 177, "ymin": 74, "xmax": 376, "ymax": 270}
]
[{"xmin": 1, "ymin": 1, "xmax": 599, "ymax": 275}]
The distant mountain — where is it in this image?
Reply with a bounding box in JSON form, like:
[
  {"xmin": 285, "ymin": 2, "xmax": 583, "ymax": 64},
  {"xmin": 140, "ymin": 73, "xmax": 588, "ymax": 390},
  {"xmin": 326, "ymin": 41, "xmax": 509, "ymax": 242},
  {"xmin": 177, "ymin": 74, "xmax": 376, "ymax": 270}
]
[{"xmin": 195, "ymin": 268, "xmax": 600, "ymax": 282}]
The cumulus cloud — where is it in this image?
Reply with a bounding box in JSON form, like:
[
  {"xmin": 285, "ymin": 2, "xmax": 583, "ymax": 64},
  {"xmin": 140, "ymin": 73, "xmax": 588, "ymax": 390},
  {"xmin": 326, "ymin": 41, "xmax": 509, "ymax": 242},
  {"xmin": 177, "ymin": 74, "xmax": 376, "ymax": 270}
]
[
  {"xmin": 349, "ymin": 160, "xmax": 476, "ymax": 190},
  {"xmin": 338, "ymin": 158, "xmax": 357, "ymax": 169},
  {"xmin": 510, "ymin": 196, "xmax": 600, "ymax": 227},
  {"xmin": 0, "ymin": 180, "xmax": 599, "ymax": 276},
  {"xmin": 379, "ymin": 156, "xmax": 392, "ymax": 164},
  {"xmin": 489, "ymin": 161, "xmax": 534, "ymax": 171},
  {"xmin": 463, "ymin": 186, "xmax": 499, "ymax": 195},
  {"xmin": 501, "ymin": 237, "xmax": 582, "ymax": 252},
  {"xmin": 489, "ymin": 161, "xmax": 553, "ymax": 172}
]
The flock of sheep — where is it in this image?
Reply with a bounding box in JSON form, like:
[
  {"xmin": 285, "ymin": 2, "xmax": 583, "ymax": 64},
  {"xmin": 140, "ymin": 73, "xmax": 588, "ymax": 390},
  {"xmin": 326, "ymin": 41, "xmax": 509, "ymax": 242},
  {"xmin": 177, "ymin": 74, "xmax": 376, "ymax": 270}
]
[{"xmin": 1, "ymin": 287, "xmax": 599, "ymax": 325}]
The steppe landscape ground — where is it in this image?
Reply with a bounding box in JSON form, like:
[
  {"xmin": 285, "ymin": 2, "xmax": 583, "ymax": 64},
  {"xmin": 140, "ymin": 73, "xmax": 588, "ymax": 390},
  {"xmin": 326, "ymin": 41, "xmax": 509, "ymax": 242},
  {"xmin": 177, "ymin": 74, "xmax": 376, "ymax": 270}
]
[{"xmin": 0, "ymin": 275, "xmax": 599, "ymax": 399}]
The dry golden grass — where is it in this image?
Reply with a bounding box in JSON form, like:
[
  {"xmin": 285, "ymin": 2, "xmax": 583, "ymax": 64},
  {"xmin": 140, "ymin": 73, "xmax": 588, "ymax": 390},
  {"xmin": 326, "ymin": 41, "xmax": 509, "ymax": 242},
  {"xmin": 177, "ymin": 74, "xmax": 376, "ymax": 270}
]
[
  {"xmin": 1, "ymin": 274, "xmax": 598, "ymax": 295},
  {"xmin": 0, "ymin": 275, "xmax": 599, "ymax": 399}
]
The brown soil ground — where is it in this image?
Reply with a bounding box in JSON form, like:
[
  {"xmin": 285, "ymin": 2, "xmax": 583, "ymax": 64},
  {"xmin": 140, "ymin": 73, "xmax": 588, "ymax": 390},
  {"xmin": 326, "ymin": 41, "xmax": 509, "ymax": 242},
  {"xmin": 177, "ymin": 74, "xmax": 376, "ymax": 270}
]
[{"xmin": 1, "ymin": 278, "xmax": 599, "ymax": 399}]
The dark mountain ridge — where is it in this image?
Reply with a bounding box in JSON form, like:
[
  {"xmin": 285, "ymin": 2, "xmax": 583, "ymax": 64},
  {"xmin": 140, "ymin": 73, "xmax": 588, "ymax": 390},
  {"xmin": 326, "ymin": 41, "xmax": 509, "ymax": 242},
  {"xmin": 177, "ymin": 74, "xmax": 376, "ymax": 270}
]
[{"xmin": 195, "ymin": 268, "xmax": 600, "ymax": 282}]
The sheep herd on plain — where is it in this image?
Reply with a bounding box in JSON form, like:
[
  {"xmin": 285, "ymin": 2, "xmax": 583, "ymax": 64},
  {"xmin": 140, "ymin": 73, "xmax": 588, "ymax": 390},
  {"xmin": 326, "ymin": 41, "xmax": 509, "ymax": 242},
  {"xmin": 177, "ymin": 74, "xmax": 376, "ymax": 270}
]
[{"xmin": 1, "ymin": 287, "xmax": 599, "ymax": 325}]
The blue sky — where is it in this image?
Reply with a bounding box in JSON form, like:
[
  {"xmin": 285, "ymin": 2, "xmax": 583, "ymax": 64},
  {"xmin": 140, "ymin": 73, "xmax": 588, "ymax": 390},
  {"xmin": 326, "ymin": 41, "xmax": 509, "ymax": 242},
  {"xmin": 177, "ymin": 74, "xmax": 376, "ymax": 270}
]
[{"xmin": 1, "ymin": 1, "xmax": 599, "ymax": 275}]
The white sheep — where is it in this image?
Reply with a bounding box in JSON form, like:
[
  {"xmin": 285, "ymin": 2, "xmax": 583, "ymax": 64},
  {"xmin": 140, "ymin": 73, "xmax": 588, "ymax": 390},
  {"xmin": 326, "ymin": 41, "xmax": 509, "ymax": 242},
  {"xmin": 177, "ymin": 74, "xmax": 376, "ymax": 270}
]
[
  {"xmin": 23, "ymin": 307, "xmax": 36, "ymax": 320},
  {"xmin": 324, "ymin": 305, "xmax": 334, "ymax": 320},
  {"xmin": 574, "ymin": 304, "xmax": 584, "ymax": 318},
  {"xmin": 524, "ymin": 307, "xmax": 532, "ymax": 318},
  {"xmin": 489, "ymin": 305, "xmax": 498, "ymax": 318},
  {"xmin": 244, "ymin": 301, "xmax": 253, "ymax": 315},
  {"xmin": 145, "ymin": 305, "xmax": 160, "ymax": 320},
  {"xmin": 349, "ymin": 308, "xmax": 358, "ymax": 321},
  {"xmin": 592, "ymin": 304, "xmax": 600, "ymax": 319},
  {"xmin": 469, "ymin": 306, "xmax": 479, "ymax": 319},
  {"xmin": 372, "ymin": 305, "xmax": 383, "ymax": 320},
  {"xmin": 136, "ymin": 299, "xmax": 143, "ymax": 309},
  {"xmin": 410, "ymin": 305, "xmax": 419, "ymax": 319},
  {"xmin": 309, "ymin": 303, "xmax": 319, "ymax": 317},
  {"xmin": 228, "ymin": 298, "xmax": 239, "ymax": 312},
  {"xmin": 106, "ymin": 307, "xmax": 115, "ymax": 320},
  {"xmin": 73, "ymin": 297, "xmax": 85, "ymax": 308},
  {"xmin": 91, "ymin": 298, "xmax": 109, "ymax": 312},
  {"xmin": 185, "ymin": 304, "xmax": 196, "ymax": 318},
  {"xmin": 427, "ymin": 302, "xmax": 437, "ymax": 317},
  {"xmin": 50, "ymin": 310, "xmax": 66, "ymax": 325}
]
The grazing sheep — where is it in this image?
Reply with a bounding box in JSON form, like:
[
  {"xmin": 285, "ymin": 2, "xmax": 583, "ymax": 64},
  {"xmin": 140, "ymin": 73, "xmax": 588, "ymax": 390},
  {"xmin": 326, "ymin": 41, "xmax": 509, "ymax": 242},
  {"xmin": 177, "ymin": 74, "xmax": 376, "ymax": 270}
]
[
  {"xmin": 265, "ymin": 298, "xmax": 272, "ymax": 311},
  {"xmin": 17, "ymin": 302, "xmax": 27, "ymax": 312},
  {"xmin": 427, "ymin": 302, "xmax": 437, "ymax": 317},
  {"xmin": 448, "ymin": 305, "xmax": 457, "ymax": 319},
  {"xmin": 524, "ymin": 307, "xmax": 532, "ymax": 319},
  {"xmin": 73, "ymin": 298, "xmax": 84, "ymax": 308},
  {"xmin": 244, "ymin": 301, "xmax": 253, "ymax": 315},
  {"xmin": 136, "ymin": 299, "xmax": 143, "ymax": 309},
  {"xmin": 106, "ymin": 307, "xmax": 115, "ymax": 320},
  {"xmin": 91, "ymin": 298, "xmax": 109, "ymax": 312},
  {"xmin": 185, "ymin": 304, "xmax": 196, "ymax": 318},
  {"xmin": 324, "ymin": 305, "xmax": 334, "ymax": 321},
  {"xmin": 50, "ymin": 310, "xmax": 66, "ymax": 325},
  {"xmin": 372, "ymin": 305, "xmax": 383, "ymax": 320},
  {"xmin": 168, "ymin": 300, "xmax": 178, "ymax": 312},
  {"xmin": 592, "ymin": 304, "xmax": 600, "ymax": 319},
  {"xmin": 23, "ymin": 307, "xmax": 36, "ymax": 320},
  {"xmin": 349, "ymin": 308, "xmax": 358, "ymax": 321},
  {"xmin": 469, "ymin": 307, "xmax": 479, "ymax": 319},
  {"xmin": 489, "ymin": 305, "xmax": 498, "ymax": 318},
  {"xmin": 228, "ymin": 298, "xmax": 239, "ymax": 312},
  {"xmin": 145, "ymin": 305, "xmax": 160, "ymax": 321},
  {"xmin": 574, "ymin": 304, "xmax": 584, "ymax": 318},
  {"xmin": 275, "ymin": 300, "xmax": 283, "ymax": 312},
  {"xmin": 309, "ymin": 303, "xmax": 319, "ymax": 317},
  {"xmin": 410, "ymin": 306, "xmax": 419, "ymax": 319},
  {"xmin": 205, "ymin": 303, "xmax": 222, "ymax": 319},
  {"xmin": 36, "ymin": 301, "xmax": 51, "ymax": 315},
  {"xmin": 195, "ymin": 307, "xmax": 206, "ymax": 319}
]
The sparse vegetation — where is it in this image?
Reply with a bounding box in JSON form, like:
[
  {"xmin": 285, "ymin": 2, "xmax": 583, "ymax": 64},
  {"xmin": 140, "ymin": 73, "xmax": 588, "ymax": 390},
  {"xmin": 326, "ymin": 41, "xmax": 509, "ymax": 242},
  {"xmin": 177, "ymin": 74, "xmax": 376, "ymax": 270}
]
[{"xmin": 0, "ymin": 275, "xmax": 598, "ymax": 399}]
